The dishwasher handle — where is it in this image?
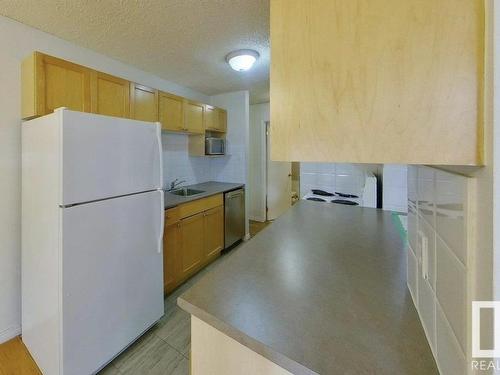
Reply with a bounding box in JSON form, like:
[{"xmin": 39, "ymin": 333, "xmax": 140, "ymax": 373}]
[{"xmin": 225, "ymin": 189, "xmax": 244, "ymax": 200}]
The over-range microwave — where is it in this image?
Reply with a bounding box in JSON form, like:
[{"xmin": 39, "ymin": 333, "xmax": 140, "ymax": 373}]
[{"xmin": 205, "ymin": 137, "xmax": 225, "ymax": 155}]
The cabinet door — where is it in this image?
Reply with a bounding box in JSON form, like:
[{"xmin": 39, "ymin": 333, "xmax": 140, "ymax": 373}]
[
  {"xmin": 159, "ymin": 91, "xmax": 184, "ymax": 132},
  {"xmin": 130, "ymin": 83, "xmax": 158, "ymax": 122},
  {"xmin": 29, "ymin": 52, "xmax": 92, "ymax": 117},
  {"xmin": 204, "ymin": 105, "xmax": 217, "ymax": 131},
  {"xmin": 184, "ymin": 100, "xmax": 204, "ymax": 134},
  {"xmin": 270, "ymin": 0, "xmax": 484, "ymax": 165},
  {"xmin": 163, "ymin": 221, "xmax": 181, "ymax": 294},
  {"xmin": 90, "ymin": 71, "xmax": 130, "ymax": 118},
  {"xmin": 203, "ymin": 206, "xmax": 224, "ymax": 263},
  {"xmin": 216, "ymin": 109, "xmax": 227, "ymax": 132},
  {"xmin": 179, "ymin": 212, "xmax": 205, "ymax": 280}
]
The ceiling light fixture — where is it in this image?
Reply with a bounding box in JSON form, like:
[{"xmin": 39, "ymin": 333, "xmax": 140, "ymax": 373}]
[{"xmin": 226, "ymin": 49, "xmax": 260, "ymax": 72}]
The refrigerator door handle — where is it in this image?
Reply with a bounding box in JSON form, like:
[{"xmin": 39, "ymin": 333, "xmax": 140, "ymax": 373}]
[
  {"xmin": 158, "ymin": 190, "xmax": 164, "ymax": 253},
  {"xmin": 156, "ymin": 123, "xmax": 163, "ymax": 189}
]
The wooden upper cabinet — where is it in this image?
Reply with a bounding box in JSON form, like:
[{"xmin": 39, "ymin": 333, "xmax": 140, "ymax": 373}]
[
  {"xmin": 203, "ymin": 205, "xmax": 224, "ymax": 262},
  {"xmin": 205, "ymin": 106, "xmax": 227, "ymax": 133},
  {"xmin": 130, "ymin": 83, "xmax": 158, "ymax": 122},
  {"xmin": 270, "ymin": 0, "xmax": 485, "ymax": 165},
  {"xmin": 204, "ymin": 105, "xmax": 217, "ymax": 131},
  {"xmin": 22, "ymin": 52, "xmax": 91, "ymax": 119},
  {"xmin": 184, "ymin": 100, "xmax": 204, "ymax": 134},
  {"xmin": 216, "ymin": 109, "xmax": 227, "ymax": 133},
  {"xmin": 90, "ymin": 71, "xmax": 130, "ymax": 118},
  {"xmin": 21, "ymin": 52, "xmax": 224, "ymax": 138},
  {"xmin": 159, "ymin": 91, "xmax": 184, "ymax": 131}
]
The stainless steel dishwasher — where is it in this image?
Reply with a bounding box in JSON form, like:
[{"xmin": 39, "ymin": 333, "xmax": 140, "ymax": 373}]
[{"xmin": 224, "ymin": 188, "xmax": 245, "ymax": 249}]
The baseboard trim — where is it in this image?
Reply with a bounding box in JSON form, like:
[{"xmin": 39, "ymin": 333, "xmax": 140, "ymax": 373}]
[
  {"xmin": 249, "ymin": 216, "xmax": 266, "ymax": 222},
  {"xmin": 0, "ymin": 325, "xmax": 21, "ymax": 344}
]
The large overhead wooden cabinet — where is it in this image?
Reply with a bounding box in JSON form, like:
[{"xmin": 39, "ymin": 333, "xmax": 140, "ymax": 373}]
[
  {"xmin": 130, "ymin": 83, "xmax": 158, "ymax": 122},
  {"xmin": 270, "ymin": 0, "xmax": 485, "ymax": 165},
  {"xmin": 91, "ymin": 71, "xmax": 130, "ymax": 118},
  {"xmin": 184, "ymin": 100, "xmax": 205, "ymax": 134},
  {"xmin": 163, "ymin": 194, "xmax": 224, "ymax": 294},
  {"xmin": 205, "ymin": 105, "xmax": 228, "ymax": 133},
  {"xmin": 217, "ymin": 109, "xmax": 227, "ymax": 133},
  {"xmin": 22, "ymin": 52, "xmax": 91, "ymax": 119},
  {"xmin": 21, "ymin": 51, "xmax": 227, "ymax": 145},
  {"xmin": 159, "ymin": 91, "xmax": 184, "ymax": 132}
]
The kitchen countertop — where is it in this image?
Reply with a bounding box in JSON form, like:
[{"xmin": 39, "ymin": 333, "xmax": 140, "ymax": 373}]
[
  {"xmin": 164, "ymin": 181, "xmax": 244, "ymax": 209},
  {"xmin": 178, "ymin": 201, "xmax": 438, "ymax": 375}
]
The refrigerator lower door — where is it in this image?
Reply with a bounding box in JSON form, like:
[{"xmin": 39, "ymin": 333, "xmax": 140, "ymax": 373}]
[
  {"xmin": 61, "ymin": 190, "xmax": 164, "ymax": 375},
  {"xmin": 60, "ymin": 109, "xmax": 162, "ymax": 206}
]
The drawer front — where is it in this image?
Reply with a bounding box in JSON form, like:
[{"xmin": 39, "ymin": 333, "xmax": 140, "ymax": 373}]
[
  {"xmin": 165, "ymin": 207, "xmax": 180, "ymax": 226},
  {"xmin": 179, "ymin": 194, "xmax": 223, "ymax": 219}
]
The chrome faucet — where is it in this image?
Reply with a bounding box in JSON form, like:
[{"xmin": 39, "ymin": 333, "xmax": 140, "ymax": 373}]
[{"xmin": 169, "ymin": 178, "xmax": 186, "ymax": 191}]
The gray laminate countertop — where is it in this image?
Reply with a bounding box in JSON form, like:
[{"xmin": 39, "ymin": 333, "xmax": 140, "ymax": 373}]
[
  {"xmin": 177, "ymin": 201, "xmax": 438, "ymax": 375},
  {"xmin": 164, "ymin": 181, "xmax": 244, "ymax": 209}
]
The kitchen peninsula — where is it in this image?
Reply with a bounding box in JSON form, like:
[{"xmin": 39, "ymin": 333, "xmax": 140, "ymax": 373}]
[{"xmin": 178, "ymin": 201, "xmax": 438, "ymax": 374}]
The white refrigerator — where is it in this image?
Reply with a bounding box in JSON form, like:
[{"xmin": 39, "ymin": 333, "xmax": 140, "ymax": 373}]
[{"xmin": 22, "ymin": 108, "xmax": 165, "ymax": 375}]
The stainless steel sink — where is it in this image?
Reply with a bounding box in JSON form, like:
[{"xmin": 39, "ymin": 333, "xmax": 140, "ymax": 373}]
[{"xmin": 170, "ymin": 188, "xmax": 205, "ymax": 197}]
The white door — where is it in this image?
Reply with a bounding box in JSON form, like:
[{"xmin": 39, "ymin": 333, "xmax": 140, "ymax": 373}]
[
  {"xmin": 61, "ymin": 190, "xmax": 164, "ymax": 375},
  {"xmin": 60, "ymin": 109, "xmax": 162, "ymax": 205},
  {"xmin": 266, "ymin": 122, "xmax": 291, "ymax": 220}
]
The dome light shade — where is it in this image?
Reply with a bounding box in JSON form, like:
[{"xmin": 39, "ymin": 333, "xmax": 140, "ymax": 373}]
[{"xmin": 226, "ymin": 49, "xmax": 260, "ymax": 71}]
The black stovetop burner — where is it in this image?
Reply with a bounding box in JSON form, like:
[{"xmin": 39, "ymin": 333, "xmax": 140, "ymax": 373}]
[
  {"xmin": 331, "ymin": 199, "xmax": 359, "ymax": 206},
  {"xmin": 311, "ymin": 189, "xmax": 335, "ymax": 197},
  {"xmin": 335, "ymin": 192, "xmax": 359, "ymax": 199},
  {"xmin": 307, "ymin": 197, "xmax": 327, "ymax": 202}
]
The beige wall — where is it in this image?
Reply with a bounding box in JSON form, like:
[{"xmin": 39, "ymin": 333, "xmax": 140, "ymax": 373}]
[{"xmin": 0, "ymin": 15, "xmax": 209, "ymax": 343}]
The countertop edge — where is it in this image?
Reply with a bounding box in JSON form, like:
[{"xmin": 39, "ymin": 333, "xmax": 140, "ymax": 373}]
[
  {"xmin": 164, "ymin": 182, "xmax": 244, "ymax": 209},
  {"xmin": 177, "ymin": 296, "xmax": 319, "ymax": 375}
]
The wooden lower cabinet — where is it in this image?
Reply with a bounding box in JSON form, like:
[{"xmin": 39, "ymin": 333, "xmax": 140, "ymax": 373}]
[
  {"xmin": 163, "ymin": 195, "xmax": 225, "ymax": 294},
  {"xmin": 179, "ymin": 212, "xmax": 205, "ymax": 280},
  {"xmin": 204, "ymin": 206, "xmax": 224, "ymax": 262},
  {"xmin": 163, "ymin": 220, "xmax": 181, "ymax": 294}
]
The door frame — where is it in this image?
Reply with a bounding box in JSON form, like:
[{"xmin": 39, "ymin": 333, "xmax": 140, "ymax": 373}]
[{"xmin": 265, "ymin": 121, "xmax": 270, "ymax": 221}]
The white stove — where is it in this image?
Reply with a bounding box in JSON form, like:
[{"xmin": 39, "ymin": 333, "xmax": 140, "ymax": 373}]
[{"xmin": 301, "ymin": 172, "xmax": 377, "ymax": 208}]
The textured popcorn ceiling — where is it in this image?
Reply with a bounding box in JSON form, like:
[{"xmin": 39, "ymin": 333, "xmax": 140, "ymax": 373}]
[{"xmin": 0, "ymin": 0, "xmax": 270, "ymax": 103}]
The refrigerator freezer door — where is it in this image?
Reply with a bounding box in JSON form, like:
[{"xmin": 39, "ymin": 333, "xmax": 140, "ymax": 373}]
[
  {"xmin": 61, "ymin": 190, "xmax": 164, "ymax": 375},
  {"xmin": 60, "ymin": 109, "xmax": 162, "ymax": 206}
]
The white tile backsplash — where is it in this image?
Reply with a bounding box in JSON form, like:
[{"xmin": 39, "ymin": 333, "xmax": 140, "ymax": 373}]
[
  {"xmin": 162, "ymin": 132, "xmax": 245, "ymax": 189},
  {"xmin": 417, "ymin": 166, "xmax": 436, "ymax": 227},
  {"xmin": 161, "ymin": 132, "xmax": 211, "ymax": 188},
  {"xmin": 299, "ymin": 163, "xmax": 366, "ymax": 196},
  {"xmin": 436, "ymin": 304, "xmax": 467, "ymax": 375},
  {"xmin": 436, "ymin": 236, "xmax": 467, "ymax": 354},
  {"xmin": 382, "ymin": 164, "xmax": 408, "ymax": 213},
  {"xmin": 435, "ymin": 170, "xmax": 467, "ymax": 265},
  {"xmin": 407, "ymin": 165, "xmax": 472, "ymax": 375},
  {"xmin": 418, "ymin": 276, "xmax": 437, "ymax": 352}
]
